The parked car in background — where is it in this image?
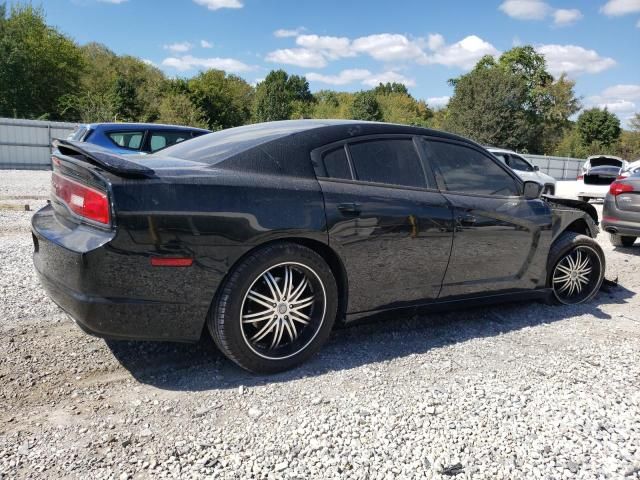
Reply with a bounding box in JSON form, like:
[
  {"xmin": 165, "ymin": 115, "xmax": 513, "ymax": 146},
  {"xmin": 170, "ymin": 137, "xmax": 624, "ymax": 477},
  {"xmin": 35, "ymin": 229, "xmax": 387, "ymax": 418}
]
[
  {"xmin": 67, "ymin": 123, "xmax": 210, "ymax": 155},
  {"xmin": 33, "ymin": 120, "xmax": 605, "ymax": 373},
  {"xmin": 602, "ymin": 171, "xmax": 640, "ymax": 247},
  {"xmin": 577, "ymin": 155, "xmax": 628, "ymax": 202},
  {"xmin": 487, "ymin": 148, "xmax": 556, "ymax": 195},
  {"xmin": 617, "ymin": 159, "xmax": 640, "ymax": 179}
]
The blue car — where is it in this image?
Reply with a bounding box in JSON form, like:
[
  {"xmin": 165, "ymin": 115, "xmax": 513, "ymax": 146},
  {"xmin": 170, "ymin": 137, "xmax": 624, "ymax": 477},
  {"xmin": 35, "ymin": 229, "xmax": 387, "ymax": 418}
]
[{"xmin": 67, "ymin": 123, "xmax": 210, "ymax": 155}]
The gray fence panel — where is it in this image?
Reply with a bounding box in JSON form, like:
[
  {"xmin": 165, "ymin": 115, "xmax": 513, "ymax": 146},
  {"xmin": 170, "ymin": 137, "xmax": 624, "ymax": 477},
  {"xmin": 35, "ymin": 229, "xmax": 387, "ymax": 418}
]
[
  {"xmin": 523, "ymin": 154, "xmax": 585, "ymax": 181},
  {"xmin": 0, "ymin": 117, "xmax": 77, "ymax": 170}
]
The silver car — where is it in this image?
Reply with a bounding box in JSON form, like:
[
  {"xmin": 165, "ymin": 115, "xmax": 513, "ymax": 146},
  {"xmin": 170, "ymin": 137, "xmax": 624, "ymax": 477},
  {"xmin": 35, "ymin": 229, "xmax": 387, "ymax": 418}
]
[{"xmin": 487, "ymin": 148, "xmax": 557, "ymax": 195}]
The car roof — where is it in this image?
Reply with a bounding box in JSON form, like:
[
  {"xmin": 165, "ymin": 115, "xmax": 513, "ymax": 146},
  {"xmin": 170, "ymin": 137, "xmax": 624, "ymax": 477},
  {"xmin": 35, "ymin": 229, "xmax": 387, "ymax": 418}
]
[
  {"xmin": 82, "ymin": 122, "xmax": 210, "ymax": 133},
  {"xmin": 486, "ymin": 147, "xmax": 517, "ymax": 154}
]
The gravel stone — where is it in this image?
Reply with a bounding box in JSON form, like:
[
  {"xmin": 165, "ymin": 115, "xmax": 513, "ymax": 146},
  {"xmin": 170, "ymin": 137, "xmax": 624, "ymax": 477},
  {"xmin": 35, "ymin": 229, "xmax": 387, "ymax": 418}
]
[{"xmin": 1, "ymin": 171, "xmax": 639, "ymax": 479}]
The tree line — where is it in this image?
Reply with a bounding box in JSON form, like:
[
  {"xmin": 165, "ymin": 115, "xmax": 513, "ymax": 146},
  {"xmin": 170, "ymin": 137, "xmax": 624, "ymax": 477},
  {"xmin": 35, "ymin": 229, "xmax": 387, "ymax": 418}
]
[{"xmin": 1, "ymin": 3, "xmax": 639, "ymax": 158}]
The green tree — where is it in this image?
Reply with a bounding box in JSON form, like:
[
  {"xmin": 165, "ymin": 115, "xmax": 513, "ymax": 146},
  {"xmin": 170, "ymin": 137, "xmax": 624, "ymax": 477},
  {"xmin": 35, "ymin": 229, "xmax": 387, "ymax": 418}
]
[
  {"xmin": 630, "ymin": 113, "xmax": 640, "ymax": 132},
  {"xmin": 445, "ymin": 66, "xmax": 531, "ymax": 150},
  {"xmin": 349, "ymin": 91, "xmax": 382, "ymax": 121},
  {"xmin": 188, "ymin": 69, "xmax": 253, "ymax": 130},
  {"xmin": 254, "ymin": 70, "xmax": 313, "ymax": 122},
  {"xmin": 157, "ymin": 92, "xmax": 208, "ymax": 129},
  {"xmin": 372, "ymin": 82, "xmax": 410, "ymax": 96},
  {"xmin": 0, "ymin": 3, "xmax": 84, "ymax": 119},
  {"xmin": 576, "ymin": 108, "xmax": 621, "ymax": 148}
]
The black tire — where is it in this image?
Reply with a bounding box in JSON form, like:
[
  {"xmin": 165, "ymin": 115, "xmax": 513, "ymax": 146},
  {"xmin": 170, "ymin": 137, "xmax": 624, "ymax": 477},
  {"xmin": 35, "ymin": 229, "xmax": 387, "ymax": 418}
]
[
  {"xmin": 578, "ymin": 196, "xmax": 590, "ymax": 203},
  {"xmin": 208, "ymin": 242, "xmax": 338, "ymax": 374},
  {"xmin": 547, "ymin": 232, "xmax": 605, "ymax": 305},
  {"xmin": 609, "ymin": 234, "xmax": 637, "ymax": 248}
]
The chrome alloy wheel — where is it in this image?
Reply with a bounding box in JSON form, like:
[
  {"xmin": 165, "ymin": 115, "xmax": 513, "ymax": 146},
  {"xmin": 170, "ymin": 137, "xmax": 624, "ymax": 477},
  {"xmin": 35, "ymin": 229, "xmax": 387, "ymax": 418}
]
[
  {"xmin": 552, "ymin": 245, "xmax": 602, "ymax": 304},
  {"xmin": 240, "ymin": 262, "xmax": 327, "ymax": 360}
]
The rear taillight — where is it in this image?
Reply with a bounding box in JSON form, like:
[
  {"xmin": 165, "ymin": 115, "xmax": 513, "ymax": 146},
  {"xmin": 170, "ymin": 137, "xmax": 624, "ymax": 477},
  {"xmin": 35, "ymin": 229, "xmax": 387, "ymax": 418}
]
[
  {"xmin": 51, "ymin": 172, "xmax": 110, "ymax": 225},
  {"xmin": 577, "ymin": 175, "xmax": 584, "ymax": 180},
  {"xmin": 609, "ymin": 181, "xmax": 635, "ymax": 196}
]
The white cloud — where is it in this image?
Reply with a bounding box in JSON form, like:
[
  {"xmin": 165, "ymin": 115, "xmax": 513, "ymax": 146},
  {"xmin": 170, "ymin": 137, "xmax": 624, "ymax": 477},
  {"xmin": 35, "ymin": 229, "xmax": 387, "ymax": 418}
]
[
  {"xmin": 296, "ymin": 34, "xmax": 354, "ymax": 59},
  {"xmin": 427, "ymin": 34, "xmax": 445, "ymax": 51},
  {"xmin": 306, "ymin": 69, "xmax": 371, "ymax": 85},
  {"xmin": 362, "ymin": 71, "xmax": 416, "ymax": 87},
  {"xmin": 164, "ymin": 42, "xmax": 193, "ymax": 53},
  {"xmin": 424, "ymin": 35, "xmax": 500, "ymax": 70},
  {"xmin": 601, "ymin": 0, "xmax": 640, "ymax": 16},
  {"xmin": 306, "ymin": 69, "xmax": 415, "ymax": 87},
  {"xmin": 553, "ymin": 8, "xmax": 583, "ymax": 25},
  {"xmin": 142, "ymin": 59, "xmax": 155, "ymax": 66},
  {"xmin": 351, "ymin": 34, "xmax": 426, "ymax": 62},
  {"xmin": 161, "ymin": 55, "xmax": 253, "ymax": 72},
  {"xmin": 274, "ymin": 27, "xmax": 306, "ymax": 38},
  {"xmin": 200, "ymin": 40, "xmax": 213, "ymax": 48},
  {"xmin": 427, "ymin": 96, "xmax": 451, "ymax": 109},
  {"xmin": 193, "ymin": 0, "xmax": 243, "ymax": 10},
  {"xmin": 585, "ymin": 84, "xmax": 640, "ymax": 126},
  {"xmin": 265, "ymin": 48, "xmax": 328, "ymax": 68},
  {"xmin": 499, "ymin": 0, "xmax": 551, "ymax": 20},
  {"xmin": 536, "ymin": 44, "xmax": 616, "ymax": 76}
]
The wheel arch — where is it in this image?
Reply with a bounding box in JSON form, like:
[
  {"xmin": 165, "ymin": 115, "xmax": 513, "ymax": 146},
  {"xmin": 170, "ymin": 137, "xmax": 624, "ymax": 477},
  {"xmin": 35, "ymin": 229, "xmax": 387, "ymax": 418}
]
[
  {"xmin": 563, "ymin": 218, "xmax": 596, "ymax": 238},
  {"xmin": 204, "ymin": 237, "xmax": 349, "ymax": 340}
]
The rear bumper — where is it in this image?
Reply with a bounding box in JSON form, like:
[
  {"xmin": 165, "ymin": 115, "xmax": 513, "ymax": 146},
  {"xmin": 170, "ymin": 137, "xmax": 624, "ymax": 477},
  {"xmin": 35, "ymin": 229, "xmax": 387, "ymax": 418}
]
[
  {"xmin": 602, "ymin": 196, "xmax": 640, "ymax": 237},
  {"xmin": 32, "ymin": 205, "xmax": 210, "ymax": 342}
]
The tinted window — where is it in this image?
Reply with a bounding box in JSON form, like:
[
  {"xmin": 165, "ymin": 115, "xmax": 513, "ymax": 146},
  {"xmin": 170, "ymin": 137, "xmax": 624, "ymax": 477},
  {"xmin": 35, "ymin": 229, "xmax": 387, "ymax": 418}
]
[
  {"xmin": 428, "ymin": 141, "xmax": 519, "ymax": 196},
  {"xmin": 149, "ymin": 131, "xmax": 192, "ymax": 152},
  {"xmin": 108, "ymin": 131, "xmax": 143, "ymax": 150},
  {"xmin": 507, "ymin": 154, "xmax": 533, "ymax": 172},
  {"xmin": 323, "ymin": 147, "xmax": 351, "ymax": 179},
  {"xmin": 348, "ymin": 139, "xmax": 426, "ymax": 188}
]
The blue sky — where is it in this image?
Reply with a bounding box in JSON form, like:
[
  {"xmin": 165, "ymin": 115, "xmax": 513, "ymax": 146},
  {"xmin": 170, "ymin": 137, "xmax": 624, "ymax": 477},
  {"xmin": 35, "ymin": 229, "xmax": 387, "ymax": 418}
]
[{"xmin": 41, "ymin": 0, "xmax": 640, "ymax": 125}]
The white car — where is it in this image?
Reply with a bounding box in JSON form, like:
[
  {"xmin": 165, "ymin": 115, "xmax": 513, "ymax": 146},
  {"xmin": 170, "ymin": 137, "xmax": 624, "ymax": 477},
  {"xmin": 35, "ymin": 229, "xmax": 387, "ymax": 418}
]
[
  {"xmin": 576, "ymin": 155, "xmax": 628, "ymax": 202},
  {"xmin": 618, "ymin": 159, "xmax": 640, "ymax": 179},
  {"xmin": 487, "ymin": 148, "xmax": 557, "ymax": 195}
]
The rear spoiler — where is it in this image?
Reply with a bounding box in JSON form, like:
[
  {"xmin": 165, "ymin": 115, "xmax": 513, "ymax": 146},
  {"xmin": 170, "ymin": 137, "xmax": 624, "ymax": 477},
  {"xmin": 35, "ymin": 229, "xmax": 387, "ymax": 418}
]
[{"xmin": 52, "ymin": 139, "xmax": 154, "ymax": 178}]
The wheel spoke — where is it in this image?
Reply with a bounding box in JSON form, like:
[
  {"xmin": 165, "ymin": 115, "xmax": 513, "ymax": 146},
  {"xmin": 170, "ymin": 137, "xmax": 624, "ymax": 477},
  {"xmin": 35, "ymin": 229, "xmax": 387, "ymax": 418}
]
[
  {"xmin": 265, "ymin": 272, "xmax": 283, "ymax": 299},
  {"xmin": 553, "ymin": 273, "xmax": 571, "ymax": 283},
  {"xmin": 251, "ymin": 317, "xmax": 278, "ymax": 342},
  {"xmin": 286, "ymin": 318, "xmax": 298, "ymax": 340},
  {"xmin": 289, "ymin": 312, "xmax": 310, "ymax": 325},
  {"xmin": 270, "ymin": 320, "xmax": 285, "ymax": 349},
  {"xmin": 557, "ymin": 279, "xmax": 571, "ymax": 293},
  {"xmin": 290, "ymin": 295, "xmax": 314, "ymax": 307},
  {"xmin": 556, "ymin": 264, "xmax": 572, "ymax": 275},
  {"xmin": 289, "ymin": 277, "xmax": 308, "ymax": 302},
  {"xmin": 242, "ymin": 312, "xmax": 275, "ymax": 324},
  {"xmin": 247, "ymin": 292, "xmax": 275, "ymax": 310}
]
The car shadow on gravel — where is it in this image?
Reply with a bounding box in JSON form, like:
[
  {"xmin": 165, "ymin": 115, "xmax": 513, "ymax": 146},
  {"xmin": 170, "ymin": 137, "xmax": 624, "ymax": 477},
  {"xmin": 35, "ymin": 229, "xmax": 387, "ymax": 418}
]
[{"xmin": 106, "ymin": 282, "xmax": 635, "ymax": 392}]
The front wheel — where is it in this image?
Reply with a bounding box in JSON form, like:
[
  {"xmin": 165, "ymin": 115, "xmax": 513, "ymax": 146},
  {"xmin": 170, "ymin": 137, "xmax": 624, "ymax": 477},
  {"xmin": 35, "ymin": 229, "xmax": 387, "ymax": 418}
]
[
  {"xmin": 208, "ymin": 243, "xmax": 338, "ymax": 374},
  {"xmin": 609, "ymin": 234, "xmax": 637, "ymax": 247},
  {"xmin": 547, "ymin": 232, "xmax": 605, "ymax": 305}
]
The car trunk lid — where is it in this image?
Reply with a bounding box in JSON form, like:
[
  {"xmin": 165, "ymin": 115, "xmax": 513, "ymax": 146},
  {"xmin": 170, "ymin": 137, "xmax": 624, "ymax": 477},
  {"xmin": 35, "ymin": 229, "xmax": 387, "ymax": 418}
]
[
  {"xmin": 613, "ymin": 179, "xmax": 640, "ymax": 212},
  {"xmin": 584, "ymin": 165, "xmax": 621, "ymax": 185}
]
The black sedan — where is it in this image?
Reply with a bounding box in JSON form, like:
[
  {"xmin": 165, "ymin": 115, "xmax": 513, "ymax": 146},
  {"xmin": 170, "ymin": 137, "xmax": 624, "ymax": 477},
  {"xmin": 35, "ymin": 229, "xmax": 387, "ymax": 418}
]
[
  {"xmin": 602, "ymin": 172, "xmax": 640, "ymax": 247},
  {"xmin": 32, "ymin": 120, "xmax": 605, "ymax": 373}
]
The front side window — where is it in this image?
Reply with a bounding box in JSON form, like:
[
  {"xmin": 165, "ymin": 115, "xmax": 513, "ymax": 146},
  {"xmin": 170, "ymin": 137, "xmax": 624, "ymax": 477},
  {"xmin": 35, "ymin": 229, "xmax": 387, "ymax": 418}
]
[
  {"xmin": 149, "ymin": 131, "xmax": 192, "ymax": 152},
  {"xmin": 348, "ymin": 139, "xmax": 426, "ymax": 188},
  {"xmin": 427, "ymin": 141, "xmax": 519, "ymax": 196},
  {"xmin": 107, "ymin": 131, "xmax": 144, "ymax": 150}
]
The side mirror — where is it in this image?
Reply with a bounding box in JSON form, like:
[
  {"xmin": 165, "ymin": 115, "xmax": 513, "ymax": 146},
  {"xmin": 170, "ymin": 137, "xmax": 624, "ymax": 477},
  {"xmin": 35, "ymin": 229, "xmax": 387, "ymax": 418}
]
[
  {"xmin": 533, "ymin": 165, "xmax": 540, "ymax": 171},
  {"xmin": 523, "ymin": 181, "xmax": 543, "ymax": 200}
]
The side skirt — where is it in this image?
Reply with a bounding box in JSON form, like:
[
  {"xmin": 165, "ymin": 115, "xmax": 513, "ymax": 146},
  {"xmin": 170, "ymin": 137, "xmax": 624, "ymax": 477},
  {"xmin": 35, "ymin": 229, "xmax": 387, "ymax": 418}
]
[{"xmin": 343, "ymin": 289, "xmax": 553, "ymax": 325}]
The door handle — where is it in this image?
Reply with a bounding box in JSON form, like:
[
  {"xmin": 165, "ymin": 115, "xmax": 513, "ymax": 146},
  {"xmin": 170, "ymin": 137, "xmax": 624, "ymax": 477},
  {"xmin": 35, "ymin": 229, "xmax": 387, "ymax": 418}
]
[
  {"xmin": 458, "ymin": 214, "xmax": 476, "ymax": 226},
  {"xmin": 337, "ymin": 202, "xmax": 362, "ymax": 216}
]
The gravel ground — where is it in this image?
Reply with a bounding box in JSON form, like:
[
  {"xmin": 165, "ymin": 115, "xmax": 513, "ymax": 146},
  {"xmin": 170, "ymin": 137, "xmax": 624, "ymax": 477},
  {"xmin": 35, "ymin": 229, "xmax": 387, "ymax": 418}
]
[{"xmin": 1, "ymin": 170, "xmax": 639, "ymax": 479}]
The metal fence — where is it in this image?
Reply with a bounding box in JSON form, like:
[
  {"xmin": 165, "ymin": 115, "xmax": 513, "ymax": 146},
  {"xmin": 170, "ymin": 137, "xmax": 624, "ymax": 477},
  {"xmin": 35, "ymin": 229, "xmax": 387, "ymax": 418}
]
[
  {"xmin": 522, "ymin": 154, "xmax": 584, "ymax": 181},
  {"xmin": 0, "ymin": 117, "xmax": 77, "ymax": 170},
  {"xmin": 0, "ymin": 117, "xmax": 587, "ymax": 179}
]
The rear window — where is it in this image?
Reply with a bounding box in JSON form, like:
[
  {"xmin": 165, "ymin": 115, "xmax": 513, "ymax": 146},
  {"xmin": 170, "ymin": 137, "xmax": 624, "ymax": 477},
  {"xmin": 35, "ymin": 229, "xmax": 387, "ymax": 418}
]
[
  {"xmin": 149, "ymin": 130, "xmax": 193, "ymax": 152},
  {"xmin": 348, "ymin": 139, "xmax": 426, "ymax": 188},
  {"xmin": 108, "ymin": 131, "xmax": 144, "ymax": 150},
  {"xmin": 68, "ymin": 126, "xmax": 88, "ymax": 141},
  {"xmin": 157, "ymin": 122, "xmax": 319, "ymax": 164}
]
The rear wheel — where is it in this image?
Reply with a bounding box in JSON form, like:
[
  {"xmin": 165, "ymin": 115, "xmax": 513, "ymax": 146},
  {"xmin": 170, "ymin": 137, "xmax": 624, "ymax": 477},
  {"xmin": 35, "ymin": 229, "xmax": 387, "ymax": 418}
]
[
  {"xmin": 609, "ymin": 234, "xmax": 637, "ymax": 247},
  {"xmin": 208, "ymin": 243, "xmax": 338, "ymax": 374},
  {"xmin": 547, "ymin": 232, "xmax": 605, "ymax": 305}
]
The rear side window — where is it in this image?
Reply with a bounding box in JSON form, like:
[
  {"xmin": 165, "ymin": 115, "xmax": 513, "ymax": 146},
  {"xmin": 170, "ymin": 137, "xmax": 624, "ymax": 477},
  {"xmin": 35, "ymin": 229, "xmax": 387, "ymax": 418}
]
[
  {"xmin": 323, "ymin": 147, "xmax": 352, "ymax": 180},
  {"xmin": 149, "ymin": 130, "xmax": 192, "ymax": 152},
  {"xmin": 427, "ymin": 141, "xmax": 519, "ymax": 196},
  {"xmin": 348, "ymin": 139, "xmax": 426, "ymax": 188},
  {"xmin": 108, "ymin": 131, "xmax": 144, "ymax": 150},
  {"xmin": 68, "ymin": 126, "xmax": 88, "ymax": 141}
]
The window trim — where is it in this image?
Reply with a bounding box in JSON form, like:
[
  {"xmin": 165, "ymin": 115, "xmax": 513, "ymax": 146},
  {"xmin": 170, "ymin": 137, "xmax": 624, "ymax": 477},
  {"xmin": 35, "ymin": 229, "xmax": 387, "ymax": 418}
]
[
  {"xmin": 311, "ymin": 134, "xmax": 433, "ymax": 191},
  {"xmin": 106, "ymin": 130, "xmax": 147, "ymax": 152},
  {"xmin": 422, "ymin": 137, "xmax": 524, "ymax": 199}
]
